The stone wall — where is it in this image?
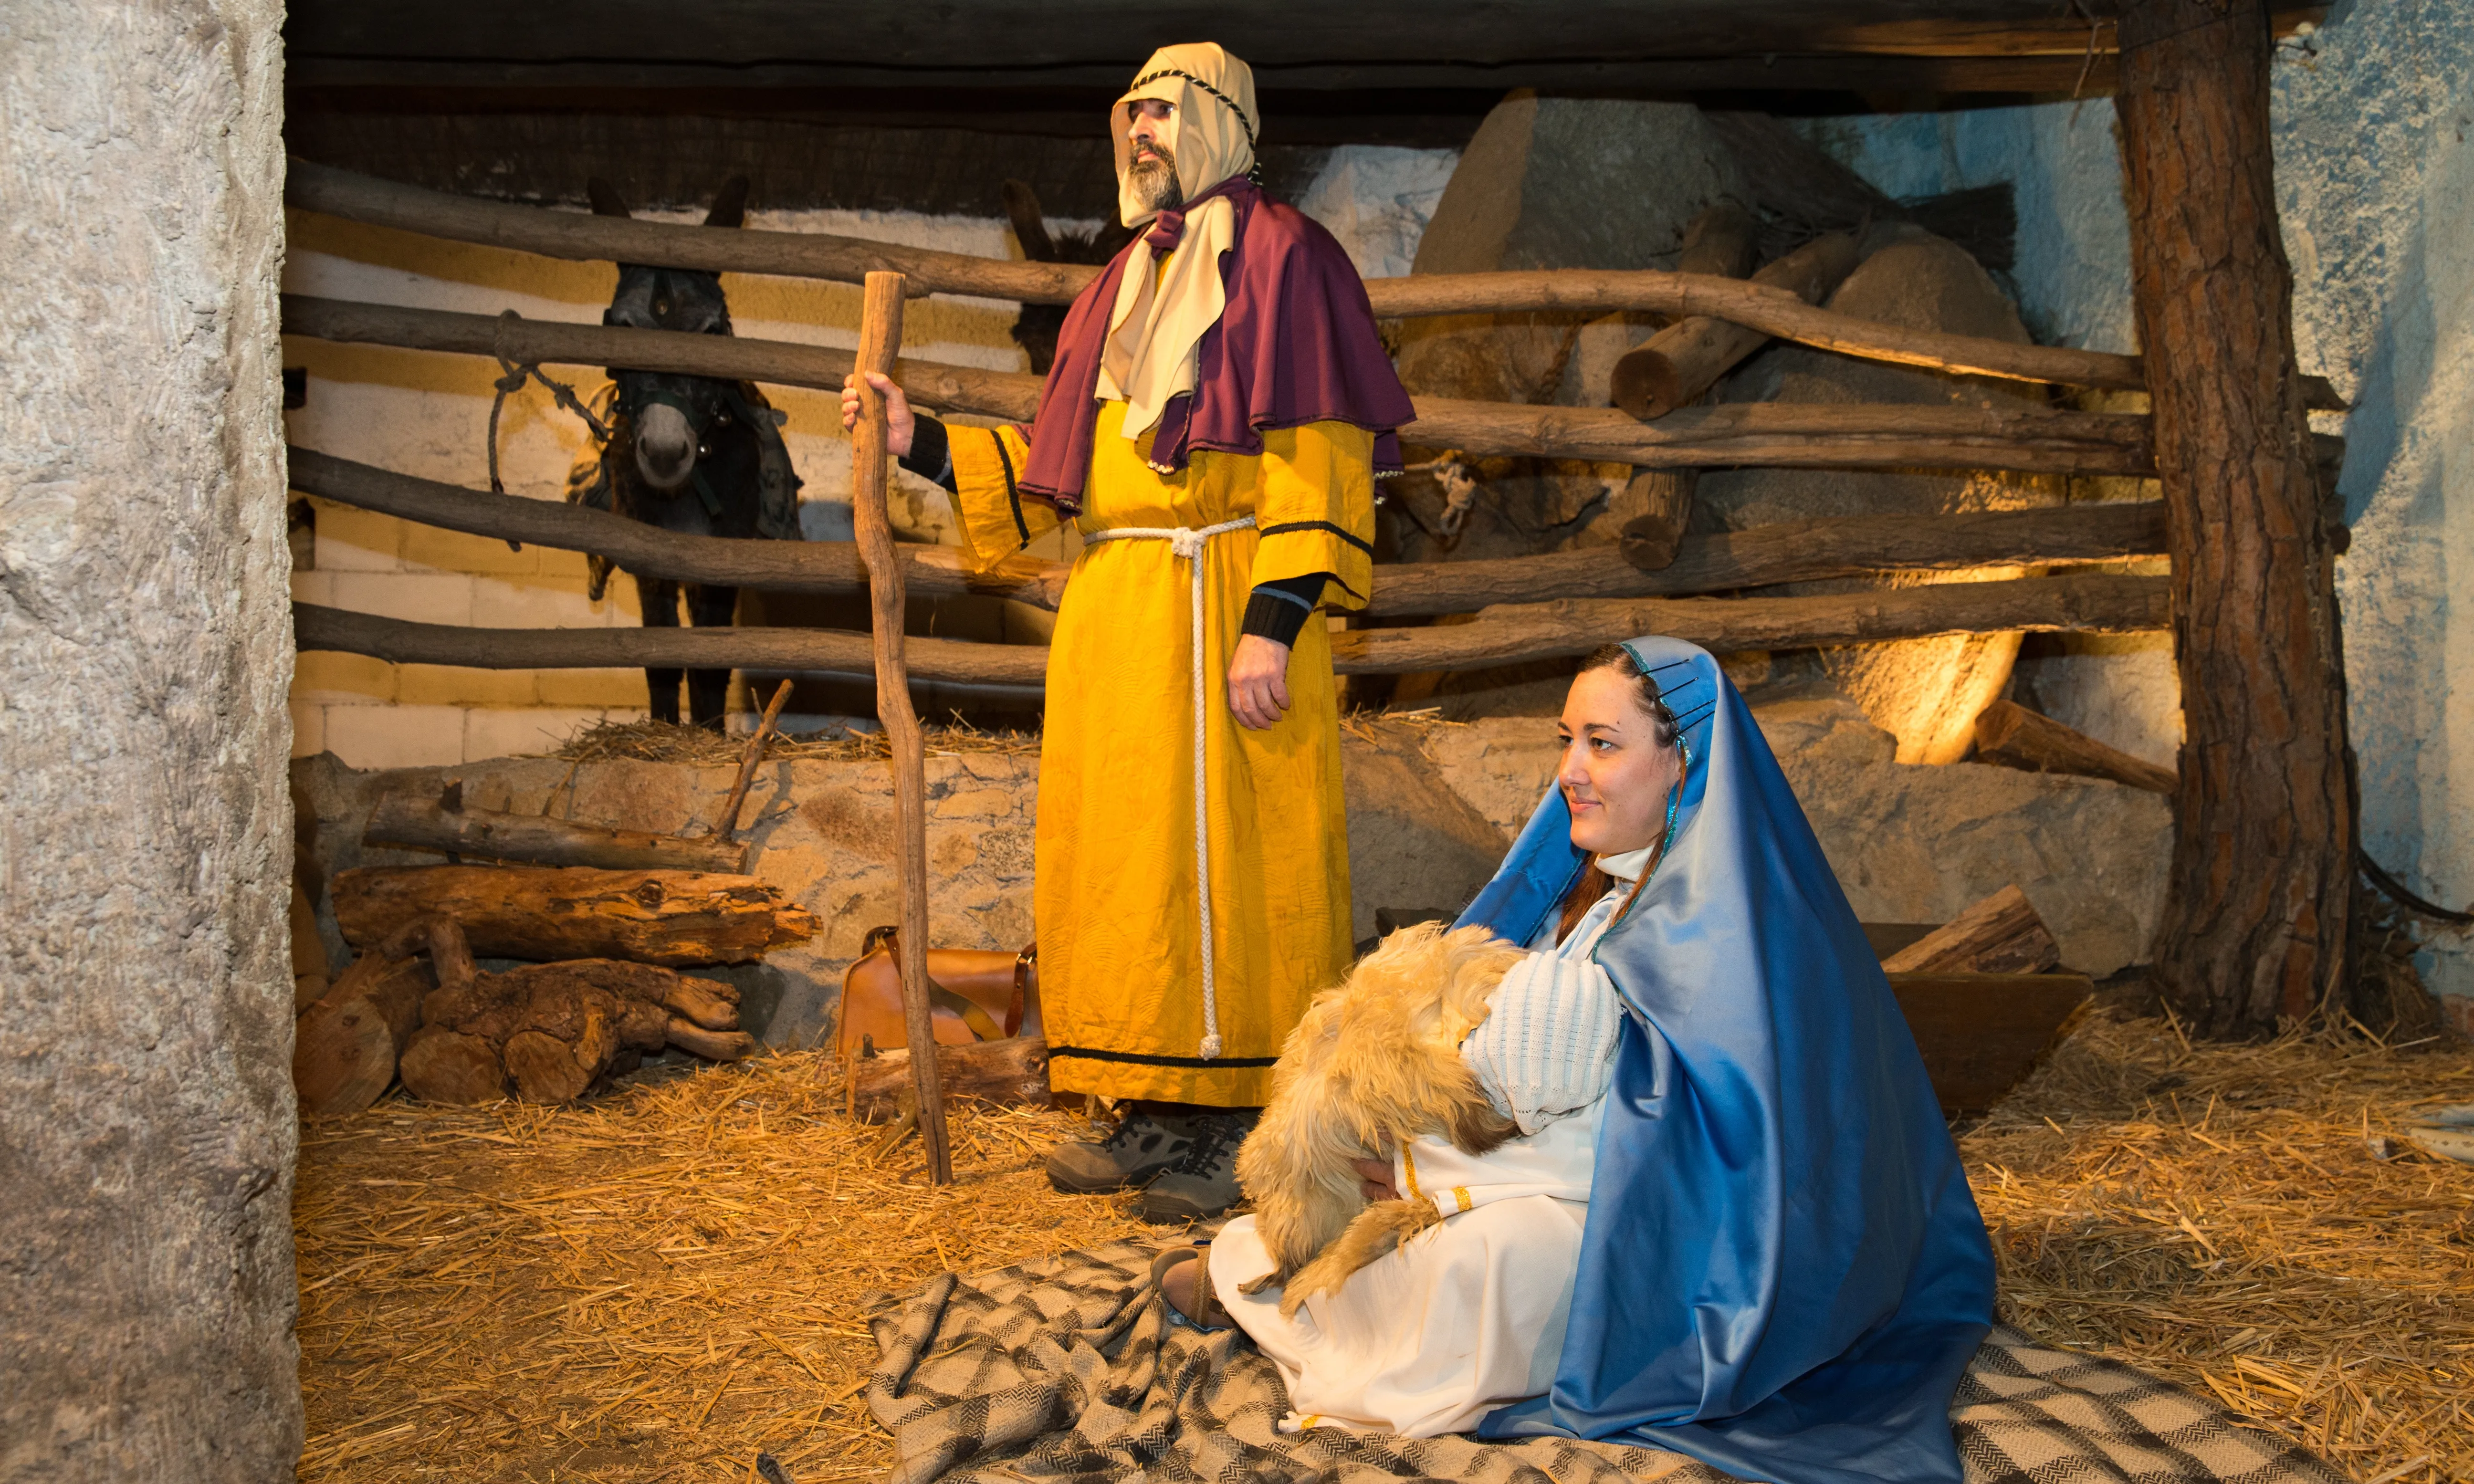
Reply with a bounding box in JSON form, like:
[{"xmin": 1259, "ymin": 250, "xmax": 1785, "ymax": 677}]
[
  {"xmin": 295, "ymin": 699, "xmax": 2168, "ymax": 1055},
  {"xmin": 0, "ymin": 1, "xmax": 299, "ymax": 1477},
  {"xmin": 1799, "ymin": 2, "xmax": 2474, "ymax": 1022}
]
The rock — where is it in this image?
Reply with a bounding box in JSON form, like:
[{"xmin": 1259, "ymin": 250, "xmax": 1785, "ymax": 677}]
[
  {"xmin": 1389, "ymin": 96, "xmax": 1751, "ymax": 564},
  {"xmin": 1700, "ymin": 226, "xmax": 2068, "ymax": 764},
  {"xmin": 1342, "ymin": 721, "xmax": 1517, "ymax": 942}
]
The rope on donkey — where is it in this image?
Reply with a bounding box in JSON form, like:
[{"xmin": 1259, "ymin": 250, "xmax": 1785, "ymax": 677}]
[{"xmin": 486, "ymin": 309, "xmax": 614, "ymax": 549}]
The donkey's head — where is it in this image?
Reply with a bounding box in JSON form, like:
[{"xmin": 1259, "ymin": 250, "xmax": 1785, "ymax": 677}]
[
  {"xmin": 1002, "ymin": 179, "xmax": 1139, "ymax": 376},
  {"xmin": 591, "ymin": 176, "xmax": 748, "ymax": 493}
]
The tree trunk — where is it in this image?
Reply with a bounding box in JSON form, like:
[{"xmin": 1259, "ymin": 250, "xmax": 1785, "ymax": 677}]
[
  {"xmin": 2118, "ymin": 0, "xmax": 2353, "ymax": 1035},
  {"xmin": 332, "ymin": 865, "xmax": 818, "ymax": 966},
  {"xmin": 365, "ymin": 788, "xmax": 750, "ymax": 873}
]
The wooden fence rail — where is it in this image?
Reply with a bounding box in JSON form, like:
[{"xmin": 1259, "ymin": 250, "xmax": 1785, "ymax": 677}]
[
  {"xmin": 282, "ymin": 295, "xmax": 2164, "ymax": 478},
  {"xmin": 294, "ymin": 573, "xmax": 2168, "ymax": 688},
  {"xmin": 284, "ymin": 160, "xmax": 2345, "ymax": 409},
  {"xmin": 291, "ymin": 446, "xmax": 2171, "ymax": 619}
]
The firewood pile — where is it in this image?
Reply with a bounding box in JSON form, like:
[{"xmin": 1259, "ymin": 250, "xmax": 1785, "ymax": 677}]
[{"xmin": 292, "ymin": 727, "xmax": 819, "ymax": 1114}]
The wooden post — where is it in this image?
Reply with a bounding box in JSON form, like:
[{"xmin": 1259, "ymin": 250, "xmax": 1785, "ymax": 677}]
[
  {"xmin": 2117, "ymin": 0, "xmax": 2352, "ymax": 1035},
  {"xmin": 850, "ymin": 271, "xmax": 952, "ymax": 1182}
]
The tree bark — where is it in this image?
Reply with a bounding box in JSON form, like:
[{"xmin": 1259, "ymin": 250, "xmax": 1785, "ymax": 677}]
[
  {"xmin": 332, "ymin": 865, "xmax": 818, "ymax": 965},
  {"xmin": 1973, "ymin": 698, "xmax": 2179, "ymax": 794},
  {"xmin": 365, "ymin": 788, "xmax": 751, "ymax": 873},
  {"xmin": 2118, "ymin": 0, "xmax": 2352, "ymax": 1035}
]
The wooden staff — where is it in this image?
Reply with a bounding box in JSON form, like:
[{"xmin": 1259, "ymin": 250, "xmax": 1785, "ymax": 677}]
[{"xmin": 849, "ymin": 270, "xmax": 951, "ymax": 1184}]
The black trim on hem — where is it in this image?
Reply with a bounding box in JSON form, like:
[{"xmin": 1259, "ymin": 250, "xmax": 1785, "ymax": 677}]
[
  {"xmin": 1258, "ymin": 519, "xmax": 1375, "ymax": 558},
  {"xmin": 994, "ymin": 434, "xmax": 1029, "ymax": 545},
  {"xmin": 1048, "ymin": 1045, "xmax": 1280, "ymax": 1069}
]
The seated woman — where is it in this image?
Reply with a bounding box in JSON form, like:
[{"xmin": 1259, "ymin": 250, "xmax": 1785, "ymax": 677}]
[{"xmin": 1157, "ymin": 635, "xmax": 1996, "ymax": 1484}]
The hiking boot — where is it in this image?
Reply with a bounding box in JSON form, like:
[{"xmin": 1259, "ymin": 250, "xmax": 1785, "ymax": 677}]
[
  {"xmin": 1139, "ymin": 1110, "xmax": 1257, "ymax": 1223},
  {"xmin": 1046, "ymin": 1109, "xmax": 1197, "ymax": 1194}
]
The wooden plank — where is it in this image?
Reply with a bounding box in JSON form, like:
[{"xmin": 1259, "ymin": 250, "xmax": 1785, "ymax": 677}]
[{"xmin": 1889, "ymin": 972, "xmax": 2092, "ymax": 1115}]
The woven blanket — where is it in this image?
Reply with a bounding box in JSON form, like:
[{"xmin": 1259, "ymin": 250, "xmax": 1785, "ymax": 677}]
[{"xmin": 865, "ymin": 1240, "xmax": 2343, "ymax": 1484}]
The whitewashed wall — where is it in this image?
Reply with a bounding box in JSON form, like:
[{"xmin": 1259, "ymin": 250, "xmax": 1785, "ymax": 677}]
[{"xmin": 282, "ymin": 146, "xmax": 1456, "ymax": 767}]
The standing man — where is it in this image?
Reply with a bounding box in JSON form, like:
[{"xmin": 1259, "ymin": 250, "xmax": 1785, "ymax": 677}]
[{"xmin": 842, "ymin": 42, "xmax": 1412, "ymax": 1220}]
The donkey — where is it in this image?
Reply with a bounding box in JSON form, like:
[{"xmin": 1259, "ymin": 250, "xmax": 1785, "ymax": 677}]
[
  {"xmin": 1001, "ymin": 180, "xmax": 1139, "ymax": 375},
  {"xmin": 573, "ymin": 176, "xmax": 802, "ymax": 730}
]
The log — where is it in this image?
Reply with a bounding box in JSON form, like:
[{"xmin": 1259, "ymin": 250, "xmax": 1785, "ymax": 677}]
[
  {"xmin": 288, "ymin": 445, "xmax": 1065, "ymax": 610},
  {"xmin": 1973, "ymin": 699, "xmax": 2178, "ymax": 794},
  {"xmin": 1880, "ymin": 886, "xmax": 2062, "ymax": 975},
  {"xmin": 664, "ymin": 978, "xmax": 741, "ymax": 1032},
  {"xmin": 297, "ymin": 572, "xmax": 2170, "ymax": 687},
  {"xmin": 398, "ymin": 1026, "xmax": 507, "ymax": 1105},
  {"xmin": 851, "ymin": 269, "xmax": 952, "ymax": 1186},
  {"xmin": 1335, "ymin": 573, "xmax": 2171, "ymax": 674},
  {"xmin": 2120, "ymin": 0, "xmax": 2353, "ymax": 1035},
  {"xmin": 503, "ymin": 1027, "xmax": 598, "ymax": 1104},
  {"xmin": 332, "ymin": 865, "xmax": 818, "ymax": 966},
  {"xmin": 283, "ymin": 162, "xmax": 2346, "ymax": 409},
  {"xmin": 1890, "ymin": 972, "xmax": 2092, "ymax": 1115},
  {"xmin": 1611, "ymin": 232, "xmax": 1862, "ymax": 421},
  {"xmin": 292, "ymin": 953, "xmax": 429, "ymax": 1116},
  {"xmin": 849, "ymin": 1037, "xmax": 1052, "ymax": 1124},
  {"xmin": 1614, "ymin": 471, "xmax": 1698, "ymax": 572},
  {"xmin": 365, "ymin": 785, "xmax": 750, "ymax": 873},
  {"xmin": 293, "ymin": 443, "xmax": 2169, "ymax": 617},
  {"xmin": 281, "ymin": 298, "xmax": 2165, "ymax": 476},
  {"xmin": 665, "ymin": 1018, "xmax": 757, "ymax": 1062}
]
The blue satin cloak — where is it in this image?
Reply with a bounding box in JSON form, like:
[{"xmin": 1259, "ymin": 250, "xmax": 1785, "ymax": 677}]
[{"xmin": 1460, "ymin": 637, "xmax": 1994, "ymax": 1484}]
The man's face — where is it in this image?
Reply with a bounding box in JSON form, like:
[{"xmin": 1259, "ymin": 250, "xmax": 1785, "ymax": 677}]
[{"xmin": 1125, "ymin": 97, "xmax": 1180, "ymax": 213}]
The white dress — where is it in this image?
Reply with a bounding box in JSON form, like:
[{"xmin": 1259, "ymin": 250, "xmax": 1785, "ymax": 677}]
[{"xmin": 1209, "ymin": 853, "xmax": 1645, "ymax": 1437}]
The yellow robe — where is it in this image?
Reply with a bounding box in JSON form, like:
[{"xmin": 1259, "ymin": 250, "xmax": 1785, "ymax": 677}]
[{"xmin": 948, "ymin": 402, "xmax": 1374, "ymax": 1105}]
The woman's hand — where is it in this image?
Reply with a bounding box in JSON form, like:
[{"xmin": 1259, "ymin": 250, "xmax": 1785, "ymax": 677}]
[
  {"xmin": 1350, "ymin": 1156, "xmax": 1400, "ymax": 1203},
  {"xmin": 1227, "ymin": 634, "xmax": 1293, "ymax": 730},
  {"xmin": 839, "ymin": 370, "xmax": 914, "ymax": 459}
]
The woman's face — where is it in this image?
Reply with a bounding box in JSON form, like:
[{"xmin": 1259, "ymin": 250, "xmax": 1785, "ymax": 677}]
[{"xmin": 1558, "ymin": 667, "xmax": 1682, "ymax": 856}]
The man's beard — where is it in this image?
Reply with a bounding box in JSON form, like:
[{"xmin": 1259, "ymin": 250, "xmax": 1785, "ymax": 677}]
[{"xmin": 1127, "ymin": 146, "xmax": 1182, "ymax": 213}]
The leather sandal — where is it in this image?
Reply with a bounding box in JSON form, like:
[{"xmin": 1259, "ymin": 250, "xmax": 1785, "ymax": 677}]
[{"xmin": 1149, "ymin": 1244, "xmax": 1233, "ymax": 1330}]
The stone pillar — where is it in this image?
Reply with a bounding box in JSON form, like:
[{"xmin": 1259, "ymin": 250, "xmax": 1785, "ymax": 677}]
[{"xmin": 0, "ymin": 2, "xmax": 299, "ymax": 1478}]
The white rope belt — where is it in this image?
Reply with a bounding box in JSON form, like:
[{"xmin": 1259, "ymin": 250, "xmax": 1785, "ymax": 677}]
[{"xmin": 1081, "ymin": 513, "xmax": 1256, "ymax": 1060}]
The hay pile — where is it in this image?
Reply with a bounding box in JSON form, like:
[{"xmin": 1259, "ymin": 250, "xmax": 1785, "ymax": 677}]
[
  {"xmin": 549, "ymin": 717, "xmax": 1039, "ymax": 768},
  {"xmin": 1965, "ymin": 1016, "xmax": 2473, "ymax": 1484},
  {"xmin": 294, "ymin": 1016, "xmax": 2472, "ymax": 1484}
]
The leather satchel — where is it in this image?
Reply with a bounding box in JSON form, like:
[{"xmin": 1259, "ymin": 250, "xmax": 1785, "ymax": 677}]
[{"xmin": 837, "ymin": 925, "xmax": 1040, "ymax": 1061}]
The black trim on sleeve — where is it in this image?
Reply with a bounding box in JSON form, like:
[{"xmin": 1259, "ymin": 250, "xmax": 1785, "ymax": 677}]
[
  {"xmin": 1257, "ymin": 519, "xmax": 1374, "ymax": 558},
  {"xmin": 897, "ymin": 414, "xmax": 957, "ymax": 493},
  {"xmin": 1240, "ymin": 572, "xmax": 1327, "ymax": 647},
  {"xmin": 994, "ymin": 434, "xmax": 1029, "ymax": 544},
  {"xmin": 1047, "ymin": 1045, "xmax": 1281, "ymax": 1070}
]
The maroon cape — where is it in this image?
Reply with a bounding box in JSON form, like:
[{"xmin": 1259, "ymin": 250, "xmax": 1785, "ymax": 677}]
[{"xmin": 1017, "ymin": 178, "xmax": 1413, "ymax": 512}]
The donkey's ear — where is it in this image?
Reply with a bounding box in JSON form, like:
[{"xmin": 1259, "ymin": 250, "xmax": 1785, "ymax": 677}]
[
  {"xmin": 1001, "ymin": 179, "xmax": 1056, "ymax": 262},
  {"xmin": 705, "ymin": 176, "xmax": 750, "ymax": 229},
  {"xmin": 587, "ymin": 178, "xmax": 633, "ymax": 218}
]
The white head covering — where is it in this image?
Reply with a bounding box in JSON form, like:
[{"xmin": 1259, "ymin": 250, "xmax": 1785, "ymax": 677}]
[{"xmin": 1097, "ymin": 43, "xmax": 1259, "ymax": 451}]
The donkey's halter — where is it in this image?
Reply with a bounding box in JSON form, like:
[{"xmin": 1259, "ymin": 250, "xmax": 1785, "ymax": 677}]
[
  {"xmin": 610, "ymin": 375, "xmax": 771, "ymax": 520},
  {"xmin": 486, "ymin": 310, "xmax": 613, "ymax": 543}
]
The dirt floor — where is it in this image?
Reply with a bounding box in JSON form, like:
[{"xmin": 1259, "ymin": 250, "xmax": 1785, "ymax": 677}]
[{"xmin": 293, "ymin": 1014, "xmax": 2474, "ymax": 1484}]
